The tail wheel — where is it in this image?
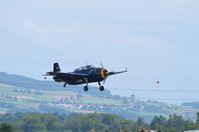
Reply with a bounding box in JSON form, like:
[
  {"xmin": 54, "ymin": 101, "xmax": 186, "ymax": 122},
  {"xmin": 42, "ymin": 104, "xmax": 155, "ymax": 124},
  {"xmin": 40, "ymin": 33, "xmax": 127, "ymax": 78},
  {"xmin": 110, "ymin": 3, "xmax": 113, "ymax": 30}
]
[
  {"xmin": 99, "ymin": 86, "xmax": 104, "ymax": 91},
  {"xmin": 84, "ymin": 86, "xmax": 88, "ymax": 91}
]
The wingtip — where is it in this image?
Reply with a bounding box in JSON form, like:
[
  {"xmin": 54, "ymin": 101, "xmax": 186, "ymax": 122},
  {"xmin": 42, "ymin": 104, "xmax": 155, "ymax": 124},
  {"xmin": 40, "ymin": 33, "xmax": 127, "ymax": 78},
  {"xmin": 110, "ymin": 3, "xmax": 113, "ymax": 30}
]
[{"xmin": 125, "ymin": 67, "xmax": 128, "ymax": 72}]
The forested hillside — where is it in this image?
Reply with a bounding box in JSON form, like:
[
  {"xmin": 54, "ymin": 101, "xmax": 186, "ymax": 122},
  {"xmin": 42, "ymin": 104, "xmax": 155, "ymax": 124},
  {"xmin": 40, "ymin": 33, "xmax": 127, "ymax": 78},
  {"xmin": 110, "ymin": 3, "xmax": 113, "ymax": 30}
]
[{"xmin": 0, "ymin": 113, "xmax": 199, "ymax": 132}]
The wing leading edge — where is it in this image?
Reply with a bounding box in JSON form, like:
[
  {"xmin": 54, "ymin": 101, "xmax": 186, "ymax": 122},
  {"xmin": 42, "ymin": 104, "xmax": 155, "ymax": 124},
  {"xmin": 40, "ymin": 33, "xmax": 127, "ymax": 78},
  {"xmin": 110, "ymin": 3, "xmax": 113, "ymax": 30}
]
[{"xmin": 108, "ymin": 67, "xmax": 128, "ymax": 76}]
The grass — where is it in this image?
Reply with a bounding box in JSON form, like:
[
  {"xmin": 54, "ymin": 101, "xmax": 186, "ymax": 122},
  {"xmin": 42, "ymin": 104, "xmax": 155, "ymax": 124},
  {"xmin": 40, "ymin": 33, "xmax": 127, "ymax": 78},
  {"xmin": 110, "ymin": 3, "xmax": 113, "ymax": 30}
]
[
  {"xmin": 7, "ymin": 100, "xmax": 39, "ymax": 109},
  {"xmin": 0, "ymin": 85, "xmax": 15, "ymax": 94},
  {"xmin": 0, "ymin": 108, "xmax": 8, "ymax": 114},
  {"xmin": 31, "ymin": 94, "xmax": 57, "ymax": 102},
  {"xmin": 81, "ymin": 96, "xmax": 122, "ymax": 105},
  {"xmin": 0, "ymin": 85, "xmax": 127, "ymax": 107}
]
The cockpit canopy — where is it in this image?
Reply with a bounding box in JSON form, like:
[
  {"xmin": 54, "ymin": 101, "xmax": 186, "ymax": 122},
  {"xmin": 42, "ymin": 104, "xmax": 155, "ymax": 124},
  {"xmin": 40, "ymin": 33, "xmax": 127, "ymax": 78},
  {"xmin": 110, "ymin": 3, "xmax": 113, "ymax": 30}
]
[{"xmin": 74, "ymin": 65, "xmax": 94, "ymax": 72}]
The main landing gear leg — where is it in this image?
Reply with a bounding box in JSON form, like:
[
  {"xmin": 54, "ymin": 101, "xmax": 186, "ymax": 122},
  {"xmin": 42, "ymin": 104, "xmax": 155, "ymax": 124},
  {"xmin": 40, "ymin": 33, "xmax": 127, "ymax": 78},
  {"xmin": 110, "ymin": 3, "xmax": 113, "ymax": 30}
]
[
  {"xmin": 63, "ymin": 82, "xmax": 67, "ymax": 87},
  {"xmin": 98, "ymin": 82, "xmax": 104, "ymax": 91},
  {"xmin": 84, "ymin": 78, "xmax": 88, "ymax": 92}
]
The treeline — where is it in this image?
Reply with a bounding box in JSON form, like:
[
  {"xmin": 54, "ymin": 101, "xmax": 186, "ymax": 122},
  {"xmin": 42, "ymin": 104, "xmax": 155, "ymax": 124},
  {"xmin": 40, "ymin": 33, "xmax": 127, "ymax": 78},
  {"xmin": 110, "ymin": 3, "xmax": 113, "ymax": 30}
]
[{"xmin": 0, "ymin": 113, "xmax": 199, "ymax": 132}]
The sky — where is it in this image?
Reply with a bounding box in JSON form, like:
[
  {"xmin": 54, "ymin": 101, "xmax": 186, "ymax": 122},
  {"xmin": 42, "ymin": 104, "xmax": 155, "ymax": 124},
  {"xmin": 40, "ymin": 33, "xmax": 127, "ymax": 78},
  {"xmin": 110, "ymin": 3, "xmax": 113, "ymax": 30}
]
[{"xmin": 0, "ymin": 0, "xmax": 199, "ymax": 104}]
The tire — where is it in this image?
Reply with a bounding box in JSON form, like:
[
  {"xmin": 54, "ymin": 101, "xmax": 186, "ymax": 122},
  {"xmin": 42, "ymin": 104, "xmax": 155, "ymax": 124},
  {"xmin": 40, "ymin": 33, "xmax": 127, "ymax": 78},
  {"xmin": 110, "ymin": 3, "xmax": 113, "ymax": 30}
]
[
  {"xmin": 99, "ymin": 86, "xmax": 104, "ymax": 91},
  {"xmin": 84, "ymin": 86, "xmax": 88, "ymax": 91}
]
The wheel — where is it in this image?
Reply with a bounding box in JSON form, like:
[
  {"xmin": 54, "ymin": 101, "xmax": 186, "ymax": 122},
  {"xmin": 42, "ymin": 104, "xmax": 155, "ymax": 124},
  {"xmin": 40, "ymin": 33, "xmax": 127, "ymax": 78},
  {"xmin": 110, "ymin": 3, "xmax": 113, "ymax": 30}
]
[
  {"xmin": 84, "ymin": 86, "xmax": 88, "ymax": 91},
  {"xmin": 99, "ymin": 86, "xmax": 104, "ymax": 91}
]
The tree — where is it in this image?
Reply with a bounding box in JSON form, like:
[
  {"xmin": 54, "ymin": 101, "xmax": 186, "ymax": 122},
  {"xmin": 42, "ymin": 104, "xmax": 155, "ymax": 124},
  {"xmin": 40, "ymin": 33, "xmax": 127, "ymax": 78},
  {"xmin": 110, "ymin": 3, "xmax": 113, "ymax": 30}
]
[
  {"xmin": 150, "ymin": 115, "xmax": 167, "ymax": 130},
  {"xmin": 41, "ymin": 114, "xmax": 63, "ymax": 132},
  {"xmin": 0, "ymin": 123, "xmax": 13, "ymax": 132},
  {"xmin": 197, "ymin": 112, "xmax": 199, "ymax": 124},
  {"xmin": 166, "ymin": 114, "xmax": 185, "ymax": 131},
  {"xmin": 135, "ymin": 116, "xmax": 148, "ymax": 130},
  {"xmin": 130, "ymin": 94, "xmax": 135, "ymax": 102},
  {"xmin": 184, "ymin": 120, "xmax": 199, "ymax": 130},
  {"xmin": 22, "ymin": 115, "xmax": 46, "ymax": 132}
]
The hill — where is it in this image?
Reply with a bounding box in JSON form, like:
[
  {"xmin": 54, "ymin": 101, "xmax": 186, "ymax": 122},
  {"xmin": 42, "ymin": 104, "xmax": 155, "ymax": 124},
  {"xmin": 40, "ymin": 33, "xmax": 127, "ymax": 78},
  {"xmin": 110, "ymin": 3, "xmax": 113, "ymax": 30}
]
[
  {"xmin": 0, "ymin": 72, "xmax": 198, "ymax": 122},
  {"xmin": 181, "ymin": 102, "xmax": 199, "ymax": 109},
  {"xmin": 0, "ymin": 72, "xmax": 111, "ymax": 97}
]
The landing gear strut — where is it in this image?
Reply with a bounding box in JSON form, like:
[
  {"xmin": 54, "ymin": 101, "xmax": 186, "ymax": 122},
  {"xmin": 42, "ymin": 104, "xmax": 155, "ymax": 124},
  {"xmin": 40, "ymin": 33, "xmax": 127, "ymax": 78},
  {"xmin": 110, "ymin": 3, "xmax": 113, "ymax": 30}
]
[
  {"xmin": 84, "ymin": 78, "xmax": 88, "ymax": 92},
  {"xmin": 63, "ymin": 82, "xmax": 67, "ymax": 87},
  {"xmin": 98, "ymin": 82, "xmax": 104, "ymax": 91}
]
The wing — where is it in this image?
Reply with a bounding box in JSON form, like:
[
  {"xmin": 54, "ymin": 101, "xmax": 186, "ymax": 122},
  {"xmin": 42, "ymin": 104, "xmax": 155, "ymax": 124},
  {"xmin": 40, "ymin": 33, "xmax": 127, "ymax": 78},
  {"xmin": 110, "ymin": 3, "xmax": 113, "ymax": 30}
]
[
  {"xmin": 108, "ymin": 67, "xmax": 128, "ymax": 76},
  {"xmin": 44, "ymin": 72, "xmax": 89, "ymax": 79},
  {"xmin": 58, "ymin": 72, "xmax": 89, "ymax": 78}
]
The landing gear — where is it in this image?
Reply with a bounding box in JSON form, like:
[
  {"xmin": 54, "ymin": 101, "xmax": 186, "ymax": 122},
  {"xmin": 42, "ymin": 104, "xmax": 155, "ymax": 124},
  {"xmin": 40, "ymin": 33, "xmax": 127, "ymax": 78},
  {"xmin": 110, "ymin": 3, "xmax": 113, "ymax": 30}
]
[
  {"xmin": 63, "ymin": 82, "xmax": 67, "ymax": 87},
  {"xmin": 84, "ymin": 78, "xmax": 88, "ymax": 92},
  {"xmin": 84, "ymin": 86, "xmax": 88, "ymax": 91},
  {"xmin": 99, "ymin": 86, "xmax": 104, "ymax": 91},
  {"xmin": 98, "ymin": 82, "xmax": 104, "ymax": 91}
]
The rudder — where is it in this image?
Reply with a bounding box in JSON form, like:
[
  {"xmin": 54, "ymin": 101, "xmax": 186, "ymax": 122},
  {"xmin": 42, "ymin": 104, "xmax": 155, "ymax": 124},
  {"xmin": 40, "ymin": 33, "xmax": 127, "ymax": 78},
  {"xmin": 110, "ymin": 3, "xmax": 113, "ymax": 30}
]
[{"xmin": 53, "ymin": 63, "xmax": 61, "ymax": 72}]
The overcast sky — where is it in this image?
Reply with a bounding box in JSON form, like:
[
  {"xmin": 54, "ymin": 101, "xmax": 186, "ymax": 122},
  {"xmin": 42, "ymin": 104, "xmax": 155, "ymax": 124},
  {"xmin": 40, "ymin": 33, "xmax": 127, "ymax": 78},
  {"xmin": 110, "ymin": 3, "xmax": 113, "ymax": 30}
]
[{"xmin": 0, "ymin": 0, "xmax": 199, "ymax": 104}]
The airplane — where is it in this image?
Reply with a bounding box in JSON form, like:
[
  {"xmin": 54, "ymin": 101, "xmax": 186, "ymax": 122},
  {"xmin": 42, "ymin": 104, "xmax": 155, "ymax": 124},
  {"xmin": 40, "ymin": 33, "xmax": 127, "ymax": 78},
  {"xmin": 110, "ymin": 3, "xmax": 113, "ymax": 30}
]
[{"xmin": 44, "ymin": 63, "xmax": 127, "ymax": 91}]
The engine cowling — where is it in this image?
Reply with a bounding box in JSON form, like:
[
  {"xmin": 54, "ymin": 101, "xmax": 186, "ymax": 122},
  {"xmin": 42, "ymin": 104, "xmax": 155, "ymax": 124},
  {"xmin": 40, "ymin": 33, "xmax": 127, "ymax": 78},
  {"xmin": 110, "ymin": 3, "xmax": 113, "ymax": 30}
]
[{"xmin": 100, "ymin": 68, "xmax": 109, "ymax": 80}]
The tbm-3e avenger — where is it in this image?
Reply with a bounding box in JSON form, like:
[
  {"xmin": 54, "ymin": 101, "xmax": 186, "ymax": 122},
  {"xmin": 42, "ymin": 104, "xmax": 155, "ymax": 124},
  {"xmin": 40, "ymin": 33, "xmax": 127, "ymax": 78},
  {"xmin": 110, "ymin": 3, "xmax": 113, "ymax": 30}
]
[{"xmin": 44, "ymin": 63, "xmax": 127, "ymax": 91}]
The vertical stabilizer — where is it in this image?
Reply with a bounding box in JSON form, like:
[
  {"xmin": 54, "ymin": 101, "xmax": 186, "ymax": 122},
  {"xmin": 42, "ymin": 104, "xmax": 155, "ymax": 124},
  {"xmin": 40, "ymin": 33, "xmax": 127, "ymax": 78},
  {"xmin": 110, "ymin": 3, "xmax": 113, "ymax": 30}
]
[{"xmin": 53, "ymin": 63, "xmax": 61, "ymax": 72}]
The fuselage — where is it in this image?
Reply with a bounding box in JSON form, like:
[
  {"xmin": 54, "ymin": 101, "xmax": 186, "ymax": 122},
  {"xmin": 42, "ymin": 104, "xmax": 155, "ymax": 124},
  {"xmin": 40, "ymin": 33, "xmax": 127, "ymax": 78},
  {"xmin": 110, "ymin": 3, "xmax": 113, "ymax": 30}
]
[{"xmin": 53, "ymin": 65, "xmax": 108, "ymax": 85}]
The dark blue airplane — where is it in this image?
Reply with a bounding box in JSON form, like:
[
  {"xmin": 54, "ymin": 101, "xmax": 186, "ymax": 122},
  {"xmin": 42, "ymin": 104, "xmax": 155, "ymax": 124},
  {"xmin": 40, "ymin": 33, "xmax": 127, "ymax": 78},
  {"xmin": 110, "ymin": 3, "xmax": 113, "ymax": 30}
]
[{"xmin": 44, "ymin": 63, "xmax": 127, "ymax": 91}]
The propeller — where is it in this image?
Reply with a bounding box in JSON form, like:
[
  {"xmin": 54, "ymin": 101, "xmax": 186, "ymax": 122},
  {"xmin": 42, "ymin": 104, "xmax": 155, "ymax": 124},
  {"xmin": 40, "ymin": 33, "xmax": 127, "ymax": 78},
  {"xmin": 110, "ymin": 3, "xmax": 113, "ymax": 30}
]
[
  {"xmin": 103, "ymin": 69, "xmax": 109, "ymax": 84},
  {"xmin": 103, "ymin": 77, "xmax": 106, "ymax": 84},
  {"xmin": 100, "ymin": 63, "xmax": 109, "ymax": 84},
  {"xmin": 100, "ymin": 63, "xmax": 104, "ymax": 69}
]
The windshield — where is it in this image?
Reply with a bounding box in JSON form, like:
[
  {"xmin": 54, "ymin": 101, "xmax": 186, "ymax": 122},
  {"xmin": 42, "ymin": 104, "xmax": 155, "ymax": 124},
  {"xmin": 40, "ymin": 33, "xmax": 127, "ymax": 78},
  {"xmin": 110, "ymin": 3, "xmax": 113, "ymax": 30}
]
[{"xmin": 74, "ymin": 65, "xmax": 94, "ymax": 72}]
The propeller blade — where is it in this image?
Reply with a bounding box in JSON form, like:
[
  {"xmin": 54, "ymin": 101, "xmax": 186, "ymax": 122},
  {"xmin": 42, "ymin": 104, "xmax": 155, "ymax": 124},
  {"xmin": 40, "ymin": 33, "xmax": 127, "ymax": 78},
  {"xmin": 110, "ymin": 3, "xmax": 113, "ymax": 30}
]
[
  {"xmin": 103, "ymin": 77, "xmax": 107, "ymax": 84},
  {"xmin": 100, "ymin": 63, "xmax": 104, "ymax": 69}
]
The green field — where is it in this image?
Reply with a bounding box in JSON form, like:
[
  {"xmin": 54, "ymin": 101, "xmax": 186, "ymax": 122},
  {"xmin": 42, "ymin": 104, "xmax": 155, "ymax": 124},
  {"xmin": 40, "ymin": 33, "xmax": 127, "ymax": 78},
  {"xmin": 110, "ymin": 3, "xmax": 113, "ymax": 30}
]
[
  {"xmin": 0, "ymin": 84, "xmax": 122, "ymax": 113},
  {"xmin": 81, "ymin": 96, "xmax": 122, "ymax": 105},
  {"xmin": 0, "ymin": 84, "xmax": 197, "ymax": 121}
]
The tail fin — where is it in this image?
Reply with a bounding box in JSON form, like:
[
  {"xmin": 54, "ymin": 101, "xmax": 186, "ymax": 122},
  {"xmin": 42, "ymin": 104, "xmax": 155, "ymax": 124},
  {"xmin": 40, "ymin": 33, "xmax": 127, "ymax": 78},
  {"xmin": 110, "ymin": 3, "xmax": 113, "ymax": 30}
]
[{"xmin": 53, "ymin": 63, "xmax": 61, "ymax": 72}]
